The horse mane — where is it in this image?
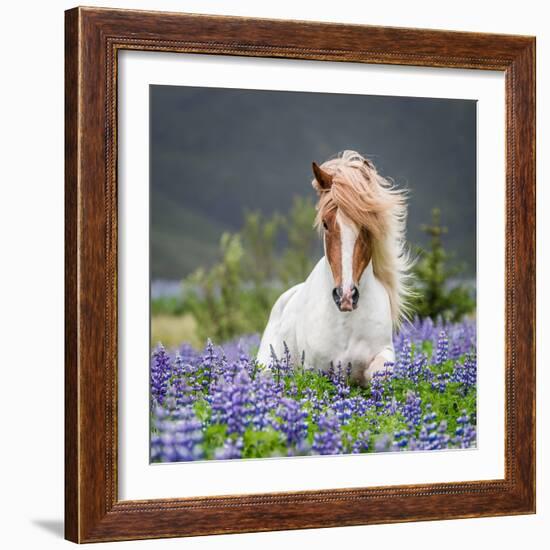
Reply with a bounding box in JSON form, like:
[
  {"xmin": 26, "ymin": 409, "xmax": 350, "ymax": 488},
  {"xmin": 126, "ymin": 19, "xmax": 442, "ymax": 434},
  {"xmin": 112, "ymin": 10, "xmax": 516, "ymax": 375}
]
[{"xmin": 312, "ymin": 150, "xmax": 414, "ymax": 325}]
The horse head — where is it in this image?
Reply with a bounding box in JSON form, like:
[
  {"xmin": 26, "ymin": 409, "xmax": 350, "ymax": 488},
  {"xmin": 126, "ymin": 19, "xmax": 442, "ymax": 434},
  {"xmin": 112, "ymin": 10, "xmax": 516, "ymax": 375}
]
[
  {"xmin": 312, "ymin": 161, "xmax": 371, "ymax": 311},
  {"xmin": 311, "ymin": 151, "xmax": 411, "ymax": 321}
]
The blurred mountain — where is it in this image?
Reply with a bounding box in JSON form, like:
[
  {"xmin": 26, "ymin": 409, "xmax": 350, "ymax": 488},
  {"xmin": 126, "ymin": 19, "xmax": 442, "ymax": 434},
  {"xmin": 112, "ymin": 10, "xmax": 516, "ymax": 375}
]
[{"xmin": 151, "ymin": 85, "xmax": 476, "ymax": 280}]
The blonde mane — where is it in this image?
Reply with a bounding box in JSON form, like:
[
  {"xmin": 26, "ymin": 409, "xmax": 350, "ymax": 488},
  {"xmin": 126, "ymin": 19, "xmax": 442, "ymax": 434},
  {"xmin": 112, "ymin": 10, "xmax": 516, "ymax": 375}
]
[{"xmin": 312, "ymin": 150, "xmax": 414, "ymax": 325}]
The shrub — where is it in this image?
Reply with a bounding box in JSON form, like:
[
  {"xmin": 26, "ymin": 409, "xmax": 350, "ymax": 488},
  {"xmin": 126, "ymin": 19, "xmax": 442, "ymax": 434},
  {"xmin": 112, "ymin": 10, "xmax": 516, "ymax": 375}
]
[
  {"xmin": 181, "ymin": 196, "xmax": 318, "ymax": 341},
  {"xmin": 410, "ymin": 208, "xmax": 475, "ymax": 322}
]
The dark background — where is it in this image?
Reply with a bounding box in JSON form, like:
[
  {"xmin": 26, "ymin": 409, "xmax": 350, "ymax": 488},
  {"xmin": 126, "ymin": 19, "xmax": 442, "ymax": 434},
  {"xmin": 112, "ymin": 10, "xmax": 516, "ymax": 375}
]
[{"xmin": 150, "ymin": 85, "xmax": 476, "ymax": 281}]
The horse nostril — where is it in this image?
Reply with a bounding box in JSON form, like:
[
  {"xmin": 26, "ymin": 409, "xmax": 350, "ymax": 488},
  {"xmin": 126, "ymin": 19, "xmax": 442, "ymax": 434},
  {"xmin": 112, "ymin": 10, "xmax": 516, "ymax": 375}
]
[
  {"xmin": 351, "ymin": 286, "xmax": 360, "ymax": 306},
  {"xmin": 332, "ymin": 287, "xmax": 342, "ymax": 305}
]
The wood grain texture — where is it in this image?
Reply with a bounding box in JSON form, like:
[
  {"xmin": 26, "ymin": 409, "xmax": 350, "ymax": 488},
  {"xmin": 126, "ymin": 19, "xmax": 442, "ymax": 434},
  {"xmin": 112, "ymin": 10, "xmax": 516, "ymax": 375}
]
[
  {"xmin": 64, "ymin": 7, "xmax": 79, "ymax": 543},
  {"xmin": 64, "ymin": 6, "xmax": 536, "ymax": 543}
]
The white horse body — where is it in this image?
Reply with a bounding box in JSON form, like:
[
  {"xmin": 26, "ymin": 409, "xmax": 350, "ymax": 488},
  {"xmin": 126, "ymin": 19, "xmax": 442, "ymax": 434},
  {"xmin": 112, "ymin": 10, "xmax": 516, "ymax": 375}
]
[{"xmin": 257, "ymin": 256, "xmax": 395, "ymax": 384}]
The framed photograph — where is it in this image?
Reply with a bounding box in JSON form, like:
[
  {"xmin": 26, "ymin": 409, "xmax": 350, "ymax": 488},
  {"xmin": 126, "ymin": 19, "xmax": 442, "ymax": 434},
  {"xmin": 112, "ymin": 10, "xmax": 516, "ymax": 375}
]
[{"xmin": 65, "ymin": 6, "xmax": 535, "ymax": 543}]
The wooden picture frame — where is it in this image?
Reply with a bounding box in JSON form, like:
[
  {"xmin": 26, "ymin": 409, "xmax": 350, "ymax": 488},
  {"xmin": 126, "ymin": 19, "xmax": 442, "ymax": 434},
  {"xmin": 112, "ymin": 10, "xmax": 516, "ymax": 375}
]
[{"xmin": 65, "ymin": 6, "xmax": 536, "ymax": 543}]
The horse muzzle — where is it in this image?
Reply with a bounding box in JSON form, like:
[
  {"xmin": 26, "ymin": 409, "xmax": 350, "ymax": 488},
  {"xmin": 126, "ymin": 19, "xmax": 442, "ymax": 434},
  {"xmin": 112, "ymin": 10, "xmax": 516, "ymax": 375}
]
[{"xmin": 332, "ymin": 285, "xmax": 359, "ymax": 312}]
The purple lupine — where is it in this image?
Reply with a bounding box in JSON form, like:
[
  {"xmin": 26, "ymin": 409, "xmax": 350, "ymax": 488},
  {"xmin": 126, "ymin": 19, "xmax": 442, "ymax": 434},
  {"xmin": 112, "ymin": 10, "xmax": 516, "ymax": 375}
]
[
  {"xmin": 434, "ymin": 331, "xmax": 449, "ymax": 365},
  {"xmin": 289, "ymin": 439, "xmax": 313, "ymax": 456},
  {"xmin": 178, "ymin": 343, "xmax": 200, "ymax": 367},
  {"xmin": 268, "ymin": 341, "xmax": 293, "ymax": 385},
  {"xmin": 249, "ymin": 370, "xmax": 278, "ymax": 430},
  {"xmin": 269, "ymin": 345, "xmax": 282, "ymax": 384},
  {"xmin": 452, "ymin": 354, "xmax": 477, "ymax": 393},
  {"xmin": 394, "ymin": 317, "xmax": 475, "ymax": 359},
  {"xmin": 150, "ymin": 344, "xmax": 172, "ymax": 406},
  {"xmin": 348, "ymin": 395, "xmax": 372, "ymax": 418},
  {"xmin": 201, "ymin": 339, "xmax": 219, "ymax": 389},
  {"xmin": 164, "ymin": 376, "xmax": 195, "ymax": 411},
  {"xmin": 214, "ymin": 437, "xmax": 244, "ymax": 460},
  {"xmin": 389, "ymin": 396, "xmax": 401, "ymax": 415},
  {"xmin": 150, "ymin": 319, "xmax": 477, "ymax": 462},
  {"xmin": 218, "ymin": 333, "xmax": 261, "ymax": 363},
  {"xmin": 374, "ymin": 433, "xmax": 393, "ymax": 452},
  {"xmin": 281, "ymin": 342, "xmax": 293, "ymax": 377},
  {"xmin": 326, "ymin": 362, "xmax": 351, "ymax": 390},
  {"xmin": 410, "ymin": 354, "xmax": 429, "ymax": 383},
  {"xmin": 350, "ymin": 430, "xmax": 370, "ymax": 453},
  {"xmin": 406, "ymin": 406, "xmax": 451, "ymax": 451},
  {"xmin": 286, "ymin": 380, "xmax": 299, "ymax": 399},
  {"xmin": 312, "ymin": 412, "xmax": 343, "ymax": 455},
  {"xmin": 333, "ymin": 397, "xmax": 356, "ymax": 425},
  {"xmin": 217, "ymin": 359, "xmax": 240, "ymax": 384},
  {"xmin": 300, "ymin": 388, "xmax": 324, "ymax": 424},
  {"xmin": 453, "ymin": 411, "xmax": 477, "ymax": 448},
  {"xmin": 236, "ymin": 339, "xmax": 258, "ymax": 380},
  {"xmin": 394, "ymin": 316, "xmax": 436, "ymax": 351},
  {"xmin": 431, "ymin": 372, "xmax": 451, "ymax": 393},
  {"xmin": 401, "ymin": 391, "xmax": 422, "ymax": 426},
  {"xmin": 210, "ymin": 367, "xmax": 252, "ymax": 435},
  {"xmin": 449, "ymin": 337, "xmax": 463, "ymax": 361},
  {"xmin": 276, "ymin": 397, "xmax": 308, "ymax": 446},
  {"xmin": 393, "ymin": 338, "xmax": 413, "ymax": 379},
  {"xmin": 393, "ymin": 428, "xmax": 413, "ymax": 449},
  {"xmin": 448, "ymin": 320, "xmax": 476, "ymax": 357},
  {"xmin": 328, "ymin": 364, "xmax": 357, "ymax": 425},
  {"xmin": 390, "ymin": 344, "xmax": 431, "ymax": 384},
  {"xmin": 370, "ymin": 372, "xmax": 386, "ymax": 409},
  {"xmin": 151, "ymin": 405, "xmax": 204, "ymax": 462},
  {"xmin": 416, "ymin": 419, "xmax": 450, "ymax": 450}
]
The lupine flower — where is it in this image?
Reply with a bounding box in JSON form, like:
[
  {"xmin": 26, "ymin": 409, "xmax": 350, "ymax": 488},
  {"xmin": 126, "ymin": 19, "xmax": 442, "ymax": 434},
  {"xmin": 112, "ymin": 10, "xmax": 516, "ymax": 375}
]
[
  {"xmin": 452, "ymin": 355, "xmax": 477, "ymax": 393},
  {"xmin": 453, "ymin": 411, "xmax": 477, "ymax": 448},
  {"xmin": 150, "ymin": 320, "xmax": 477, "ymax": 462},
  {"xmin": 312, "ymin": 412, "xmax": 343, "ymax": 455},
  {"xmin": 276, "ymin": 398, "xmax": 308, "ymax": 446},
  {"xmin": 374, "ymin": 433, "xmax": 393, "ymax": 452},
  {"xmin": 151, "ymin": 405, "xmax": 204, "ymax": 462},
  {"xmin": 214, "ymin": 437, "xmax": 244, "ymax": 460},
  {"xmin": 401, "ymin": 391, "xmax": 422, "ymax": 426},
  {"xmin": 150, "ymin": 344, "xmax": 172, "ymax": 406},
  {"xmin": 431, "ymin": 372, "xmax": 451, "ymax": 393},
  {"xmin": 300, "ymin": 388, "xmax": 324, "ymax": 423},
  {"xmin": 393, "ymin": 338, "xmax": 413, "ymax": 379},
  {"xmin": 393, "ymin": 428, "xmax": 412, "ymax": 449},
  {"xmin": 395, "ymin": 317, "xmax": 476, "ymax": 358},
  {"xmin": 249, "ymin": 371, "xmax": 278, "ymax": 429},
  {"xmin": 219, "ymin": 333, "xmax": 261, "ymax": 364},
  {"xmin": 370, "ymin": 372, "xmax": 386, "ymax": 408},
  {"xmin": 434, "ymin": 331, "xmax": 449, "ymax": 365},
  {"xmin": 178, "ymin": 343, "xmax": 199, "ymax": 367},
  {"xmin": 201, "ymin": 339, "xmax": 219, "ymax": 389},
  {"xmin": 406, "ymin": 406, "xmax": 451, "ymax": 451},
  {"xmin": 333, "ymin": 396, "xmax": 355, "ymax": 424},
  {"xmin": 210, "ymin": 368, "xmax": 252, "ymax": 435},
  {"xmin": 349, "ymin": 430, "xmax": 370, "ymax": 453}
]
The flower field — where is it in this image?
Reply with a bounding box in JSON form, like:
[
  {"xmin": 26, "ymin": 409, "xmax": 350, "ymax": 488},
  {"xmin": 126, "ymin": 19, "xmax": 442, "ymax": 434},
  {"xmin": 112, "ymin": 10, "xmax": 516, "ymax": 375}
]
[{"xmin": 150, "ymin": 318, "xmax": 477, "ymax": 462}]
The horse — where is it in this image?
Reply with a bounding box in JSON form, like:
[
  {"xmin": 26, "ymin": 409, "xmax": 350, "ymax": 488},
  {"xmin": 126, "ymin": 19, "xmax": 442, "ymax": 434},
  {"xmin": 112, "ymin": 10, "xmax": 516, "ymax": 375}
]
[{"xmin": 256, "ymin": 150, "xmax": 413, "ymax": 386}]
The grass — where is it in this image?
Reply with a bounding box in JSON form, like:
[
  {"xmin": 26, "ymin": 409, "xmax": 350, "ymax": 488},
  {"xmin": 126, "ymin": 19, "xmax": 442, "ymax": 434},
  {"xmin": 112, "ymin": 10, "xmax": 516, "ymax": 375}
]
[{"xmin": 151, "ymin": 313, "xmax": 201, "ymax": 349}]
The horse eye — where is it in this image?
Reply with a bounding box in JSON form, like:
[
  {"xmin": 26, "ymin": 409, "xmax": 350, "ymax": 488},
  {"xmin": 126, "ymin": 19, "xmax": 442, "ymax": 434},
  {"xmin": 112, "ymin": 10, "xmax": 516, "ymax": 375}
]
[{"xmin": 322, "ymin": 220, "xmax": 328, "ymax": 231}]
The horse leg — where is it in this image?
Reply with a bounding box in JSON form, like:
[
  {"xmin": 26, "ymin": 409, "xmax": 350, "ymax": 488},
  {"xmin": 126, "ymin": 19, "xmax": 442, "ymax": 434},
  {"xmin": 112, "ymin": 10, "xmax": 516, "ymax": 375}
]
[{"xmin": 362, "ymin": 349, "xmax": 394, "ymax": 385}]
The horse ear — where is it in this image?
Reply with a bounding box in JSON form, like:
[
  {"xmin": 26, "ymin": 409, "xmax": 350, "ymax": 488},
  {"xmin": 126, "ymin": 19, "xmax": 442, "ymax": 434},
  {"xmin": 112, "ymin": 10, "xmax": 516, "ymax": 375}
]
[{"xmin": 312, "ymin": 162, "xmax": 333, "ymax": 192}]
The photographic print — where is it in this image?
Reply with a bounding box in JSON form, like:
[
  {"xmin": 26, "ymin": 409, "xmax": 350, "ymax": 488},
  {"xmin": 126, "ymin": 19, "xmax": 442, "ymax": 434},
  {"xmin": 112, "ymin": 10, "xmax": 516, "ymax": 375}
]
[
  {"xmin": 65, "ymin": 9, "xmax": 536, "ymax": 540},
  {"xmin": 149, "ymin": 85, "xmax": 477, "ymax": 463}
]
